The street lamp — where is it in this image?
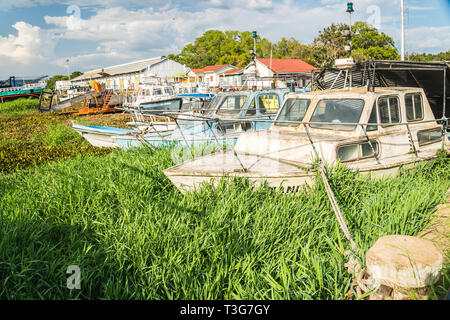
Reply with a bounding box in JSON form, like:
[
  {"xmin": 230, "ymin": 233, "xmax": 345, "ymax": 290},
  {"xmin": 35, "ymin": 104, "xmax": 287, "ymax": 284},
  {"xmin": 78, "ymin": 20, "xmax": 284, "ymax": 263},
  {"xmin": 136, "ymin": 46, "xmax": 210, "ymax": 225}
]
[
  {"xmin": 345, "ymin": 2, "xmax": 354, "ymax": 57},
  {"xmin": 251, "ymin": 31, "xmax": 258, "ymax": 89}
]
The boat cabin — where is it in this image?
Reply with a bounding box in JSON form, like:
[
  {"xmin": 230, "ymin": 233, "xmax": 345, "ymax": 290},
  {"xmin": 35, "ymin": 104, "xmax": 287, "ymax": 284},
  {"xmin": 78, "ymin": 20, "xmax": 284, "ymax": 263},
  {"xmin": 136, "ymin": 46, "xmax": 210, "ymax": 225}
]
[
  {"xmin": 164, "ymin": 87, "xmax": 446, "ymax": 192},
  {"xmin": 199, "ymin": 89, "xmax": 290, "ymax": 134}
]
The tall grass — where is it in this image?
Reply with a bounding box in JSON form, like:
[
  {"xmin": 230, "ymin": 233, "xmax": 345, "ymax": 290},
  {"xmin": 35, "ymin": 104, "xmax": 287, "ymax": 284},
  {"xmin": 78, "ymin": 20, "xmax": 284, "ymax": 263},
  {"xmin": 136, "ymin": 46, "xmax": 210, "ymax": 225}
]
[
  {"xmin": 0, "ymin": 98, "xmax": 39, "ymax": 118},
  {"xmin": 0, "ymin": 148, "xmax": 448, "ymax": 299},
  {"xmin": 0, "ymin": 112, "xmax": 112, "ymax": 173}
]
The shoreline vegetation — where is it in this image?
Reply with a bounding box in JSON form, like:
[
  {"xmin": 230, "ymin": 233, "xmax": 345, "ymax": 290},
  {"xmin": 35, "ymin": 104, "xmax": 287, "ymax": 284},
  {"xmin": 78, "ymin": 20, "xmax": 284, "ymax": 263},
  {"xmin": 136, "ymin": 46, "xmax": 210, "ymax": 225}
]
[{"xmin": 0, "ymin": 98, "xmax": 448, "ymax": 299}]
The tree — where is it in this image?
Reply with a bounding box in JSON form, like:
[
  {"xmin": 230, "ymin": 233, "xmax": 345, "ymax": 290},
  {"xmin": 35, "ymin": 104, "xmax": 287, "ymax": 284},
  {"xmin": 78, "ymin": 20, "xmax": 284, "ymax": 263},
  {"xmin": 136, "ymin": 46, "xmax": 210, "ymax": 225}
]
[
  {"xmin": 313, "ymin": 21, "xmax": 400, "ymax": 65},
  {"xmin": 351, "ymin": 22, "xmax": 400, "ymax": 60},
  {"xmin": 408, "ymin": 50, "xmax": 450, "ymax": 62},
  {"xmin": 169, "ymin": 30, "xmax": 273, "ymax": 69},
  {"xmin": 70, "ymin": 71, "xmax": 83, "ymax": 79},
  {"xmin": 46, "ymin": 75, "xmax": 69, "ymax": 90}
]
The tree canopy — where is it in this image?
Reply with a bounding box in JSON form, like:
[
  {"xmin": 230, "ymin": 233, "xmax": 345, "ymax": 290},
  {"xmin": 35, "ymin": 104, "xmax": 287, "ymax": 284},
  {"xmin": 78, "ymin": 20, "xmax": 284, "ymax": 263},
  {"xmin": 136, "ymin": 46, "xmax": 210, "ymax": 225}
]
[
  {"xmin": 46, "ymin": 71, "xmax": 83, "ymax": 90},
  {"xmin": 168, "ymin": 30, "xmax": 265, "ymax": 69},
  {"xmin": 169, "ymin": 22, "xmax": 446, "ymax": 70}
]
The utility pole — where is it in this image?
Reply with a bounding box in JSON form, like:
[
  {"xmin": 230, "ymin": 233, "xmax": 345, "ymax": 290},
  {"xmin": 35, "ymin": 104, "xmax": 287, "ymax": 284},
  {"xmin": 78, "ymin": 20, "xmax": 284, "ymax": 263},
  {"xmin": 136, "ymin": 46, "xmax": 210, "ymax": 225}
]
[{"xmin": 401, "ymin": 0, "xmax": 405, "ymax": 61}]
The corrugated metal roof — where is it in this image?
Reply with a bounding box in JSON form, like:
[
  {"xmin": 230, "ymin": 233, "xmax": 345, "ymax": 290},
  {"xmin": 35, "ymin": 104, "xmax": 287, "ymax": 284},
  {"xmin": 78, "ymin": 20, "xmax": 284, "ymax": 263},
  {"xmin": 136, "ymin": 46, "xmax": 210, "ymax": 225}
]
[
  {"xmin": 71, "ymin": 56, "xmax": 166, "ymax": 81},
  {"xmin": 191, "ymin": 65, "xmax": 236, "ymax": 74},
  {"xmin": 220, "ymin": 68, "xmax": 244, "ymax": 76},
  {"xmin": 314, "ymin": 60, "xmax": 449, "ymax": 120}
]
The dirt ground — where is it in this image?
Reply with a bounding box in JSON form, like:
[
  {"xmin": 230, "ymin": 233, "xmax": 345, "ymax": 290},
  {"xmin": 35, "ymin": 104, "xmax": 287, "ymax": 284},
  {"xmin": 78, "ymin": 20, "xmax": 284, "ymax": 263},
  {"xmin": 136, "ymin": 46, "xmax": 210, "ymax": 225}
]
[{"xmin": 420, "ymin": 189, "xmax": 450, "ymax": 260}]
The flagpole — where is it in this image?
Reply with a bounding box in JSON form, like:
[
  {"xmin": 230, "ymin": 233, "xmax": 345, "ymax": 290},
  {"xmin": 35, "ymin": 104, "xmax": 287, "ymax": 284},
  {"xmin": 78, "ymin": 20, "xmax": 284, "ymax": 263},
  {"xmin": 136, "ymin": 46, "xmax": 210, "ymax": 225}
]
[{"xmin": 401, "ymin": 0, "xmax": 405, "ymax": 61}]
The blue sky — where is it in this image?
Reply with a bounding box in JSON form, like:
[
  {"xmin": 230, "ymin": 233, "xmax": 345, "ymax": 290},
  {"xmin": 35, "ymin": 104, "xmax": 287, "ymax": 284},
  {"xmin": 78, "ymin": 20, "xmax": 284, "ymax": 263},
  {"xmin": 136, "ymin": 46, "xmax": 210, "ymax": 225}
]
[{"xmin": 0, "ymin": 0, "xmax": 448, "ymax": 79}]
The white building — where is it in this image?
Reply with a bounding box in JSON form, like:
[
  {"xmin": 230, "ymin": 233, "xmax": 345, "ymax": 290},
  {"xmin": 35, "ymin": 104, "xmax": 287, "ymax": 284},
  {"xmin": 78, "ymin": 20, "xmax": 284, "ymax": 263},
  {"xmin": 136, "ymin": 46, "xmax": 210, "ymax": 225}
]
[
  {"xmin": 244, "ymin": 58, "xmax": 316, "ymax": 89},
  {"xmin": 70, "ymin": 56, "xmax": 188, "ymax": 91},
  {"xmin": 188, "ymin": 64, "xmax": 237, "ymax": 88},
  {"xmin": 218, "ymin": 68, "xmax": 246, "ymax": 88}
]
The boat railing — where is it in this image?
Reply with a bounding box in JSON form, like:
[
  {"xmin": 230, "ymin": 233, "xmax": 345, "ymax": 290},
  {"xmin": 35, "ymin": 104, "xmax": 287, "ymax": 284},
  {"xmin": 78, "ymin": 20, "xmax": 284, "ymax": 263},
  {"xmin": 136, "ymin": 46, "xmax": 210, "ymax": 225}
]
[
  {"xmin": 0, "ymin": 82, "xmax": 46, "ymax": 93},
  {"xmin": 153, "ymin": 112, "xmax": 448, "ymax": 161}
]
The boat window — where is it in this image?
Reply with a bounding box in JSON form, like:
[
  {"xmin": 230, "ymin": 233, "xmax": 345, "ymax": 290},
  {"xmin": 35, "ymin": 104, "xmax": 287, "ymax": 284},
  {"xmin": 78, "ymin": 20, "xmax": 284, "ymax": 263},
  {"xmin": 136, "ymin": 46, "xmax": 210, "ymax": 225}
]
[
  {"xmin": 366, "ymin": 102, "xmax": 378, "ymax": 131},
  {"xmin": 217, "ymin": 123, "xmax": 242, "ymax": 135},
  {"xmin": 389, "ymin": 97, "xmax": 400, "ymax": 123},
  {"xmin": 144, "ymin": 89, "xmax": 151, "ymax": 96},
  {"xmin": 417, "ymin": 128, "xmax": 442, "ymax": 146},
  {"xmin": 203, "ymin": 95, "xmax": 223, "ymax": 116},
  {"xmin": 337, "ymin": 141, "xmax": 379, "ymax": 162},
  {"xmin": 309, "ymin": 99, "xmax": 365, "ymax": 131},
  {"xmin": 258, "ymin": 94, "xmax": 280, "ymax": 114},
  {"xmin": 246, "ymin": 98, "xmax": 256, "ymax": 115},
  {"xmin": 275, "ymin": 98, "xmax": 310, "ymax": 127},
  {"xmin": 165, "ymin": 87, "xmax": 174, "ymax": 96},
  {"xmin": 378, "ymin": 96, "xmax": 401, "ymax": 125},
  {"xmin": 216, "ymin": 94, "xmax": 249, "ymax": 116},
  {"xmin": 153, "ymin": 88, "xmax": 163, "ymax": 96},
  {"xmin": 405, "ymin": 93, "xmax": 424, "ymax": 122}
]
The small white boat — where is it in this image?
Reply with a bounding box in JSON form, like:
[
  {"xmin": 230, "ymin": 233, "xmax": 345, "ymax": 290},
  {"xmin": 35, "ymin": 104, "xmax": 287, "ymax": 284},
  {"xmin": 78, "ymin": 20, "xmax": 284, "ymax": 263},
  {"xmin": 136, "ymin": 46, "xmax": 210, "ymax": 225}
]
[
  {"xmin": 124, "ymin": 83, "xmax": 176, "ymax": 111},
  {"xmin": 164, "ymin": 87, "xmax": 447, "ymax": 192},
  {"xmin": 72, "ymin": 123, "xmax": 137, "ymax": 148}
]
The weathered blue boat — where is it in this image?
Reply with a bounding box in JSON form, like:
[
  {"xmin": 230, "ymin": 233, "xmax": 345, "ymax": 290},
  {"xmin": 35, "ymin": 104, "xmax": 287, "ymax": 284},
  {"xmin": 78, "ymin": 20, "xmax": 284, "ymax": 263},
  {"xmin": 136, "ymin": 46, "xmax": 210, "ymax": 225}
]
[
  {"xmin": 73, "ymin": 94, "xmax": 215, "ymax": 148},
  {"xmin": 113, "ymin": 89, "xmax": 291, "ymax": 150}
]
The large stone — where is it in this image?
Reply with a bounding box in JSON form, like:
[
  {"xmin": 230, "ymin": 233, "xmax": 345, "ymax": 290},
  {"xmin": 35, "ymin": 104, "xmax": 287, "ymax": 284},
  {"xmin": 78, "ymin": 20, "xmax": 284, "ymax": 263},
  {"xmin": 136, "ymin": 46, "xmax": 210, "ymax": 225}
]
[{"xmin": 366, "ymin": 235, "xmax": 443, "ymax": 289}]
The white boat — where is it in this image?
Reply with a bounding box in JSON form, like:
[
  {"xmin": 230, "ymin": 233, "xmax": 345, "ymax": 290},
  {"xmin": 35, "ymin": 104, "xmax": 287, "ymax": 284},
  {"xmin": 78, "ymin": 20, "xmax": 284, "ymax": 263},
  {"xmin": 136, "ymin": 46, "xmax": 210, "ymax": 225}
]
[
  {"xmin": 72, "ymin": 123, "xmax": 137, "ymax": 148},
  {"xmin": 164, "ymin": 87, "xmax": 447, "ymax": 192},
  {"xmin": 124, "ymin": 82, "xmax": 175, "ymax": 110}
]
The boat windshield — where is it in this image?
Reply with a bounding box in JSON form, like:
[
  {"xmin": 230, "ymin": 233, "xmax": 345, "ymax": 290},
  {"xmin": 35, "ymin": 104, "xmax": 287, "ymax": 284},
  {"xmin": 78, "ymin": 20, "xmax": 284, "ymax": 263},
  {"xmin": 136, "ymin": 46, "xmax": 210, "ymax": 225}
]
[
  {"xmin": 275, "ymin": 98, "xmax": 311, "ymax": 126},
  {"xmin": 203, "ymin": 95, "xmax": 224, "ymax": 116},
  {"xmin": 216, "ymin": 93, "xmax": 250, "ymax": 117},
  {"xmin": 309, "ymin": 99, "xmax": 365, "ymax": 131}
]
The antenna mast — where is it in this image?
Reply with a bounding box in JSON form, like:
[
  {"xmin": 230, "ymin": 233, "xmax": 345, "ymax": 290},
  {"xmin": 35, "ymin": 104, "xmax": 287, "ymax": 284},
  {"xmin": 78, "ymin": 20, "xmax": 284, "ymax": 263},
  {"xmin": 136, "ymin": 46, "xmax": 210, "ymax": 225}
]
[{"xmin": 400, "ymin": 0, "xmax": 405, "ymax": 60}]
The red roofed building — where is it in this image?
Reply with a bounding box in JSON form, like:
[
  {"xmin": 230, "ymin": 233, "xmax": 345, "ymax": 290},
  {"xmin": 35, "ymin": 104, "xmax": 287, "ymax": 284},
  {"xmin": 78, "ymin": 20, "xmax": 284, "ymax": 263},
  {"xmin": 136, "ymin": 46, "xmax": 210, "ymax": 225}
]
[
  {"xmin": 244, "ymin": 58, "xmax": 316, "ymax": 89},
  {"xmin": 187, "ymin": 64, "xmax": 237, "ymax": 88},
  {"xmin": 218, "ymin": 68, "xmax": 245, "ymax": 88}
]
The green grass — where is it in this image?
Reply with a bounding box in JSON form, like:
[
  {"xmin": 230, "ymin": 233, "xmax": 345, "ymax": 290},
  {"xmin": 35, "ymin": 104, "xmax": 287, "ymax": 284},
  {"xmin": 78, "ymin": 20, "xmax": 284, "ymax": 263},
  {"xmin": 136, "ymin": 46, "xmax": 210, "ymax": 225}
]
[
  {"xmin": 0, "ymin": 105, "xmax": 127, "ymax": 172},
  {"xmin": 0, "ymin": 147, "xmax": 448, "ymax": 300},
  {"xmin": 0, "ymin": 98, "xmax": 40, "ymax": 119}
]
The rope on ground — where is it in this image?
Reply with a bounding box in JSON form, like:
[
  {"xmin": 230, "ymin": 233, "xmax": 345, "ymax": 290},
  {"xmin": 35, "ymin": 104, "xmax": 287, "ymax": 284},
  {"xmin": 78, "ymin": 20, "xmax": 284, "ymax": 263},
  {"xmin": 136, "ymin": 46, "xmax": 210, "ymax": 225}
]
[{"xmin": 318, "ymin": 163, "xmax": 374, "ymax": 298}]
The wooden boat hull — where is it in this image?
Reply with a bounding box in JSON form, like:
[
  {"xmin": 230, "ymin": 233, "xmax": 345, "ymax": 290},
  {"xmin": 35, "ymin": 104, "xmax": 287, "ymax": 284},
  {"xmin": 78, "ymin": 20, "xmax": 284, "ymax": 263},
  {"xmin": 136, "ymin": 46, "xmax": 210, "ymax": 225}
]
[
  {"xmin": 163, "ymin": 151, "xmax": 440, "ymax": 193},
  {"xmin": 113, "ymin": 133, "xmax": 237, "ymax": 151}
]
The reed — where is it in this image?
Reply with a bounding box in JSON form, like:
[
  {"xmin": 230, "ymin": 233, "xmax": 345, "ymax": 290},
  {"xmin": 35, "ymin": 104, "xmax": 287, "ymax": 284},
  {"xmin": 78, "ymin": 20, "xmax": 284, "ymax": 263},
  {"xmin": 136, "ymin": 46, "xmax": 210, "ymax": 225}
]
[{"xmin": 0, "ymin": 147, "xmax": 448, "ymax": 299}]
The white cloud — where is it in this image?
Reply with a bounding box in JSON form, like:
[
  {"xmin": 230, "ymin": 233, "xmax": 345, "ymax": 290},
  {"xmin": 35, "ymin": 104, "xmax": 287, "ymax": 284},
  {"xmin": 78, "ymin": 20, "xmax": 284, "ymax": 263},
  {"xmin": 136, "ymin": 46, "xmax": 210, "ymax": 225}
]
[
  {"xmin": 0, "ymin": 22, "xmax": 56, "ymax": 63},
  {"xmin": 0, "ymin": 22, "xmax": 57, "ymax": 77},
  {"xmin": 1, "ymin": 0, "xmax": 447, "ymax": 78},
  {"xmin": 405, "ymin": 26, "xmax": 450, "ymax": 53}
]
